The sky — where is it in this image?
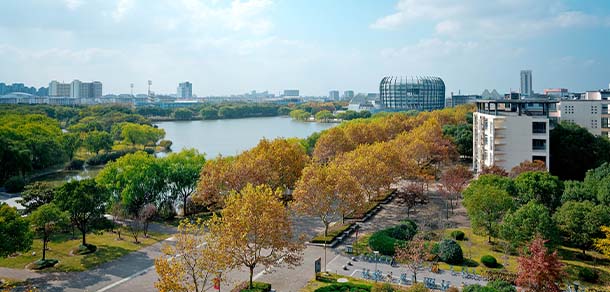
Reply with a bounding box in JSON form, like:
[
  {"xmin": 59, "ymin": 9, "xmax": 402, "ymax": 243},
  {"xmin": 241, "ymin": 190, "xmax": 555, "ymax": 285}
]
[{"xmin": 1, "ymin": 0, "xmax": 610, "ymax": 96}]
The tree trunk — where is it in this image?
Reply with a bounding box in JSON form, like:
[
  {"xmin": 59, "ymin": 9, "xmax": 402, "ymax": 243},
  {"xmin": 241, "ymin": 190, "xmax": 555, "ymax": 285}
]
[
  {"xmin": 249, "ymin": 266, "xmax": 254, "ymax": 289},
  {"xmin": 42, "ymin": 238, "xmax": 47, "ymax": 261},
  {"xmin": 413, "ymin": 271, "xmax": 417, "ymax": 283},
  {"xmin": 82, "ymin": 229, "xmax": 86, "ymax": 246},
  {"xmin": 324, "ymin": 223, "xmax": 329, "ymax": 237},
  {"xmin": 183, "ymin": 195, "xmax": 188, "ymax": 217}
]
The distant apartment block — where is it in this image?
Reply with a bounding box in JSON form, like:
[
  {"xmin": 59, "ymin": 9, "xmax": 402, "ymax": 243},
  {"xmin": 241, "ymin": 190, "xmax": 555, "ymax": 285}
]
[
  {"xmin": 329, "ymin": 90, "xmax": 340, "ymax": 100},
  {"xmin": 450, "ymin": 93, "xmax": 481, "ymax": 107},
  {"xmin": 177, "ymin": 81, "xmax": 193, "ymax": 98},
  {"xmin": 283, "ymin": 89, "xmax": 300, "ymax": 97},
  {"xmin": 343, "ymin": 90, "xmax": 354, "ymax": 101},
  {"xmin": 49, "ymin": 80, "xmax": 102, "ymax": 98},
  {"xmin": 544, "ymin": 88, "xmax": 569, "ymax": 98},
  {"xmin": 473, "ymin": 99, "xmax": 555, "ymax": 173},
  {"xmin": 520, "ymin": 70, "xmax": 533, "ymax": 97}
]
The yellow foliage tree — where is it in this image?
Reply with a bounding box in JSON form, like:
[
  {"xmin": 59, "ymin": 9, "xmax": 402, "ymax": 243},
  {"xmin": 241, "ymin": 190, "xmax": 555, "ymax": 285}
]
[
  {"xmin": 154, "ymin": 218, "xmax": 230, "ymax": 292},
  {"xmin": 209, "ymin": 184, "xmax": 304, "ymax": 289},
  {"xmin": 594, "ymin": 226, "xmax": 610, "ymax": 256}
]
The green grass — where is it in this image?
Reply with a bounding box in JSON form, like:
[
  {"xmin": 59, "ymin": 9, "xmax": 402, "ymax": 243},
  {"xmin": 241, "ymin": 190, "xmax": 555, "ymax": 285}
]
[
  {"xmin": 0, "ymin": 230, "xmax": 171, "ymax": 272},
  {"xmin": 311, "ymin": 223, "xmax": 353, "ymax": 244},
  {"xmin": 300, "ymin": 273, "xmax": 373, "ymax": 292}
]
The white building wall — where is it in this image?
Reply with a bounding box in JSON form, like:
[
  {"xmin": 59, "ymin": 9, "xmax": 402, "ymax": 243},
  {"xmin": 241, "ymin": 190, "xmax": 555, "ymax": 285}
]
[{"xmin": 559, "ymin": 100, "xmax": 602, "ymax": 136}]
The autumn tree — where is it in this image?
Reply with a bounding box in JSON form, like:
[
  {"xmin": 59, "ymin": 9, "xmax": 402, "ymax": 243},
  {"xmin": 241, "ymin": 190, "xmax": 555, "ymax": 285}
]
[
  {"xmin": 439, "ymin": 165, "xmax": 472, "ymax": 218},
  {"xmin": 510, "ymin": 160, "xmax": 547, "ymax": 177},
  {"xmin": 0, "ymin": 203, "xmax": 32, "ymax": 257},
  {"xmin": 395, "ymin": 234, "xmax": 428, "ymax": 283},
  {"xmin": 292, "ymin": 163, "xmax": 363, "ymax": 236},
  {"xmin": 154, "ymin": 219, "xmax": 230, "ymax": 292},
  {"xmin": 209, "ymin": 184, "xmax": 304, "ymax": 289},
  {"xmin": 594, "ymin": 226, "xmax": 610, "ymax": 256},
  {"xmin": 479, "ymin": 165, "xmax": 509, "ymax": 177},
  {"xmin": 30, "ymin": 203, "xmax": 68, "ymax": 261},
  {"xmin": 516, "ymin": 236, "xmax": 565, "ymax": 292},
  {"xmin": 193, "ymin": 156, "xmax": 236, "ymax": 209},
  {"xmin": 397, "ymin": 180, "xmax": 426, "ymax": 218},
  {"xmin": 139, "ymin": 203, "xmax": 157, "ymax": 238},
  {"xmin": 312, "ymin": 127, "xmax": 355, "ymax": 163},
  {"xmin": 54, "ymin": 178, "xmax": 107, "ymax": 247},
  {"xmin": 463, "ymin": 185, "xmax": 513, "ymax": 243},
  {"xmin": 19, "ymin": 181, "xmax": 56, "ymax": 214},
  {"xmin": 161, "ymin": 149, "xmax": 206, "ymax": 216}
]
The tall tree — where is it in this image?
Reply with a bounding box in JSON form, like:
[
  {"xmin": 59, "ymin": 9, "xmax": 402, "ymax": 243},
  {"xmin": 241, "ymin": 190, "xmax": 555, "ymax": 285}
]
[
  {"xmin": 54, "ymin": 178, "xmax": 108, "ymax": 246},
  {"xmin": 30, "ymin": 203, "xmax": 68, "ymax": 261},
  {"xmin": 514, "ymin": 171, "xmax": 563, "ymax": 211},
  {"xmin": 292, "ymin": 163, "xmax": 363, "ymax": 236},
  {"xmin": 61, "ymin": 132, "xmax": 81, "ymax": 161},
  {"xmin": 161, "ymin": 149, "xmax": 206, "ymax": 216},
  {"xmin": 194, "ymin": 156, "xmax": 237, "ymax": 210},
  {"xmin": 516, "ymin": 236, "xmax": 565, "ymax": 292},
  {"xmin": 209, "ymin": 184, "xmax": 304, "ymax": 289},
  {"xmin": 553, "ymin": 201, "xmax": 610, "ymax": 254},
  {"xmin": 97, "ymin": 151, "xmax": 165, "ymax": 216},
  {"xmin": 395, "ymin": 234, "xmax": 428, "ymax": 283},
  {"xmin": 83, "ymin": 130, "xmax": 113, "ymax": 154},
  {"xmin": 463, "ymin": 185, "xmax": 513, "ymax": 243},
  {"xmin": 0, "ymin": 203, "xmax": 33, "ymax": 257},
  {"xmin": 561, "ymin": 180, "xmax": 596, "ymax": 204},
  {"xmin": 442, "ymin": 123, "xmax": 473, "ymax": 158},
  {"xmin": 439, "ymin": 165, "xmax": 472, "ymax": 218},
  {"xmin": 500, "ymin": 201, "xmax": 559, "ymax": 247},
  {"xmin": 120, "ymin": 123, "xmax": 165, "ymax": 147},
  {"xmin": 155, "ymin": 219, "xmax": 230, "ymax": 292},
  {"xmin": 18, "ymin": 181, "xmax": 56, "ymax": 214},
  {"xmin": 312, "ymin": 127, "xmax": 355, "ymax": 163}
]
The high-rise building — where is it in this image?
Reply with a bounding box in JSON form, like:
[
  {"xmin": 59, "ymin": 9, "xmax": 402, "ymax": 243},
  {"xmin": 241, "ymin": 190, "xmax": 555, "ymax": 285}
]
[
  {"xmin": 379, "ymin": 76, "xmax": 445, "ymax": 111},
  {"xmin": 49, "ymin": 81, "xmax": 71, "ymax": 97},
  {"xmin": 343, "ymin": 90, "xmax": 355, "ymax": 100},
  {"xmin": 283, "ymin": 89, "xmax": 299, "ymax": 97},
  {"xmin": 177, "ymin": 81, "xmax": 193, "ymax": 98},
  {"xmin": 473, "ymin": 99, "xmax": 556, "ymax": 173},
  {"xmin": 329, "ymin": 90, "xmax": 340, "ymax": 100},
  {"xmin": 520, "ymin": 70, "xmax": 533, "ymax": 97}
]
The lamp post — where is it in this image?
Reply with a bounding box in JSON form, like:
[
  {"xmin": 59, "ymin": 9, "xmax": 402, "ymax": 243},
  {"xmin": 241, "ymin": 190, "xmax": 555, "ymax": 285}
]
[
  {"xmin": 217, "ymin": 269, "xmax": 223, "ymax": 292},
  {"xmin": 373, "ymin": 250, "xmax": 379, "ymax": 283}
]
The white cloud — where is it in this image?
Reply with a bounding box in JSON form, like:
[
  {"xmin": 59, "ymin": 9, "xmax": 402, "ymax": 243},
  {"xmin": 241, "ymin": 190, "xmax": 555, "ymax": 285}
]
[
  {"xmin": 112, "ymin": 0, "xmax": 135, "ymax": 22},
  {"xmin": 63, "ymin": 0, "xmax": 82, "ymax": 10},
  {"xmin": 179, "ymin": 0, "xmax": 273, "ymax": 35}
]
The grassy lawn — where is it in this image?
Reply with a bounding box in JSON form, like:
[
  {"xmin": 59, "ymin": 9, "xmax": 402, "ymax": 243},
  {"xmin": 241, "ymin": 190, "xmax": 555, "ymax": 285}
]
[
  {"xmin": 300, "ymin": 273, "xmax": 373, "ymax": 292},
  {"xmin": 0, "ymin": 230, "xmax": 171, "ymax": 272}
]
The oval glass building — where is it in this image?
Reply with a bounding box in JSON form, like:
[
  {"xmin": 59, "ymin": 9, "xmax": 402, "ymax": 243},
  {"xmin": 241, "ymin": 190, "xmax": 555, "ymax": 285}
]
[{"xmin": 379, "ymin": 76, "xmax": 445, "ymax": 111}]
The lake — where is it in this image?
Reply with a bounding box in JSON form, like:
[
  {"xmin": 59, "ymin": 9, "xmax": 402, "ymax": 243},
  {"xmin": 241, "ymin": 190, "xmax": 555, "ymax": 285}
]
[{"xmin": 155, "ymin": 116, "xmax": 337, "ymax": 157}]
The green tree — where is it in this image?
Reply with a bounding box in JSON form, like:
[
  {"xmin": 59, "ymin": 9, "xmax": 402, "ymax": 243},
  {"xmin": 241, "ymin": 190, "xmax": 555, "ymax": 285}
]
[
  {"xmin": 514, "ymin": 171, "xmax": 563, "ymax": 211},
  {"xmin": 30, "ymin": 203, "xmax": 68, "ymax": 261},
  {"xmin": 200, "ymin": 107, "xmax": 218, "ymax": 120},
  {"xmin": 442, "ymin": 123, "xmax": 473, "ymax": 158},
  {"xmin": 583, "ymin": 163, "xmax": 610, "ymax": 205},
  {"xmin": 173, "ymin": 108, "xmax": 193, "ymax": 120},
  {"xmin": 0, "ymin": 203, "xmax": 33, "ymax": 257},
  {"xmin": 62, "ymin": 132, "xmax": 81, "ymax": 160},
  {"xmin": 463, "ymin": 185, "xmax": 514, "ymax": 243},
  {"xmin": 161, "ymin": 149, "xmax": 206, "ymax": 216},
  {"xmin": 120, "ymin": 123, "xmax": 165, "ymax": 146},
  {"xmin": 84, "ymin": 130, "xmax": 113, "ymax": 154},
  {"xmin": 315, "ymin": 110, "xmax": 334, "ymax": 121},
  {"xmin": 18, "ymin": 181, "xmax": 56, "ymax": 214},
  {"xmin": 289, "ymin": 109, "xmax": 311, "ymax": 121},
  {"xmin": 54, "ymin": 178, "xmax": 108, "ymax": 246},
  {"xmin": 463, "ymin": 174, "xmax": 517, "ymax": 198},
  {"xmin": 561, "ymin": 180, "xmax": 595, "ymax": 204},
  {"xmin": 500, "ymin": 201, "xmax": 559, "ymax": 247},
  {"xmin": 97, "ymin": 151, "xmax": 165, "ymax": 216},
  {"xmin": 550, "ymin": 121, "xmax": 610, "ymax": 180},
  {"xmin": 553, "ymin": 201, "xmax": 610, "ymax": 254}
]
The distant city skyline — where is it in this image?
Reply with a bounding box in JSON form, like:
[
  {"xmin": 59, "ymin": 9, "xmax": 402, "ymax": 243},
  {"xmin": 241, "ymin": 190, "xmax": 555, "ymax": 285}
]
[{"xmin": 1, "ymin": 1, "xmax": 610, "ymax": 96}]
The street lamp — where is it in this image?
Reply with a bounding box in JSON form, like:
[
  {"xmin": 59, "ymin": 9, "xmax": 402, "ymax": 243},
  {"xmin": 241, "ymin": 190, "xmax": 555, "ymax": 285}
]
[
  {"xmin": 217, "ymin": 269, "xmax": 223, "ymax": 292},
  {"xmin": 373, "ymin": 251, "xmax": 379, "ymax": 283}
]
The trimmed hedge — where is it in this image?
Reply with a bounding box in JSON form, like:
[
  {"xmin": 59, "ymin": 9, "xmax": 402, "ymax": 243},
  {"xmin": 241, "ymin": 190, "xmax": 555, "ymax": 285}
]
[
  {"xmin": 438, "ymin": 239, "xmax": 463, "ymax": 265},
  {"xmin": 480, "ymin": 255, "xmax": 497, "ymax": 268},
  {"xmin": 311, "ymin": 223, "xmax": 353, "ymax": 244},
  {"xmin": 233, "ymin": 281, "xmax": 272, "ymax": 292},
  {"xmin": 369, "ymin": 221, "xmax": 417, "ymax": 256},
  {"xmin": 314, "ymin": 283, "xmax": 371, "ymax": 292},
  {"xmin": 450, "ymin": 230, "xmax": 465, "ymax": 241}
]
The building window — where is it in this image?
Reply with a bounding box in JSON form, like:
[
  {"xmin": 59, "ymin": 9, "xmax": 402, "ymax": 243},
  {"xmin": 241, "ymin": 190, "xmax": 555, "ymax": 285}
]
[
  {"xmin": 603, "ymin": 118, "xmax": 609, "ymax": 128},
  {"xmin": 532, "ymin": 139, "xmax": 547, "ymax": 151},
  {"xmin": 532, "ymin": 122, "xmax": 546, "ymax": 134},
  {"xmin": 603, "ymin": 104, "xmax": 608, "ymax": 114}
]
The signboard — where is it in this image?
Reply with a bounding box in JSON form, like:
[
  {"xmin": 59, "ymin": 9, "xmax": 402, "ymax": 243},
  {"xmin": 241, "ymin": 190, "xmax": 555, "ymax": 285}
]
[
  {"xmin": 314, "ymin": 257, "xmax": 321, "ymax": 273},
  {"xmin": 213, "ymin": 277, "xmax": 220, "ymax": 290}
]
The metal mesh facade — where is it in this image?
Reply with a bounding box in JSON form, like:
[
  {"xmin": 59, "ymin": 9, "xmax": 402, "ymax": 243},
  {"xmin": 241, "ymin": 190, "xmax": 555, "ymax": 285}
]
[{"xmin": 379, "ymin": 76, "xmax": 445, "ymax": 111}]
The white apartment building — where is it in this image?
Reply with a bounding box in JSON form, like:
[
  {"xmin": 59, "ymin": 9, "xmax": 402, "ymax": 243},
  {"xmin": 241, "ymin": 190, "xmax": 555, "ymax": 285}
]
[
  {"xmin": 49, "ymin": 80, "xmax": 102, "ymax": 98},
  {"xmin": 473, "ymin": 100, "xmax": 555, "ymax": 173},
  {"xmin": 49, "ymin": 81, "xmax": 71, "ymax": 97},
  {"xmin": 559, "ymin": 89, "xmax": 610, "ymax": 137},
  {"xmin": 177, "ymin": 81, "xmax": 193, "ymax": 98}
]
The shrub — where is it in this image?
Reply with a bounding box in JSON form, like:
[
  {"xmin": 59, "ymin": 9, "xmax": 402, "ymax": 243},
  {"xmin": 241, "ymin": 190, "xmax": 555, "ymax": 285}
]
[
  {"xmin": 447, "ymin": 288, "xmax": 459, "ymax": 292},
  {"xmin": 487, "ymin": 280, "xmax": 516, "ymax": 292},
  {"xmin": 438, "ymin": 239, "xmax": 463, "ymax": 265},
  {"xmin": 159, "ymin": 139, "xmax": 172, "ymax": 150},
  {"xmin": 4, "ymin": 176, "xmax": 26, "ymax": 193},
  {"xmin": 241, "ymin": 282, "xmax": 272, "ymax": 292},
  {"xmin": 481, "ymin": 255, "xmax": 498, "ymax": 268},
  {"xmin": 314, "ymin": 283, "xmax": 371, "ymax": 292},
  {"xmin": 369, "ymin": 221, "xmax": 418, "ymax": 256},
  {"xmin": 372, "ymin": 283, "xmax": 395, "ymax": 292},
  {"xmin": 578, "ymin": 267, "xmax": 599, "ymax": 283},
  {"xmin": 405, "ymin": 283, "xmax": 429, "ymax": 292},
  {"xmin": 65, "ymin": 159, "xmax": 84, "ymax": 170},
  {"xmin": 85, "ymin": 149, "xmax": 135, "ymax": 166},
  {"xmin": 73, "ymin": 243, "xmax": 97, "ymax": 255},
  {"xmin": 28, "ymin": 259, "xmax": 58, "ymax": 270},
  {"xmin": 450, "ymin": 230, "xmax": 465, "ymax": 241},
  {"xmin": 463, "ymin": 285, "xmax": 496, "ymax": 292}
]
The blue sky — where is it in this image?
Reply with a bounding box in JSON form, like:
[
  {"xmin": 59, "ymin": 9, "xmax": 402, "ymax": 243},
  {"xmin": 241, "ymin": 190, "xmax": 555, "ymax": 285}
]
[{"xmin": 1, "ymin": 0, "xmax": 609, "ymax": 96}]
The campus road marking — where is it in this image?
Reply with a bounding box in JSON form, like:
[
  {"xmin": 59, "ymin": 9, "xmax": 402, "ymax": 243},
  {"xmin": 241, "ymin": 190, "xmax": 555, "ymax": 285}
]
[
  {"xmin": 95, "ymin": 266, "xmax": 154, "ymax": 292},
  {"xmin": 350, "ymin": 269, "xmax": 362, "ymax": 277},
  {"xmin": 326, "ymin": 254, "xmax": 341, "ymax": 267}
]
